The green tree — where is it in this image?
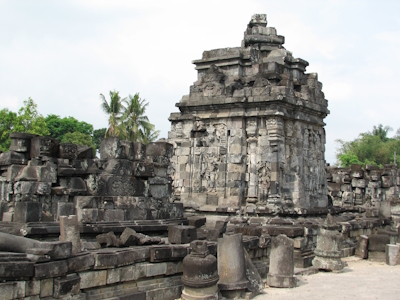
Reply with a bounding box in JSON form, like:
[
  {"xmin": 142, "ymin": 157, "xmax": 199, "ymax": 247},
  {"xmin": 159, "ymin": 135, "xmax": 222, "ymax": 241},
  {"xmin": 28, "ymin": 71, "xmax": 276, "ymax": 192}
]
[
  {"xmin": 122, "ymin": 93, "xmax": 156, "ymax": 143},
  {"xmin": 336, "ymin": 124, "xmax": 400, "ymax": 167},
  {"xmin": 0, "ymin": 98, "xmax": 49, "ymax": 151},
  {"xmin": 141, "ymin": 126, "xmax": 160, "ymax": 144},
  {"xmin": 45, "ymin": 114, "xmax": 93, "ymax": 141},
  {"xmin": 100, "ymin": 90, "xmax": 125, "ymax": 138},
  {"xmin": 371, "ymin": 124, "xmax": 392, "ymax": 142},
  {"xmin": 0, "ymin": 109, "xmax": 17, "ymax": 152},
  {"xmin": 61, "ymin": 132, "xmax": 95, "ymax": 149},
  {"xmin": 14, "ymin": 98, "xmax": 49, "ymax": 136}
]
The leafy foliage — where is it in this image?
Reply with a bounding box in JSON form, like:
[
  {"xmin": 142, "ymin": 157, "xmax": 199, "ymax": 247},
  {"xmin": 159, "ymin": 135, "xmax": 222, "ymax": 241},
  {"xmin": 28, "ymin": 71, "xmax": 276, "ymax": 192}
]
[
  {"xmin": 14, "ymin": 98, "xmax": 49, "ymax": 136},
  {"xmin": 100, "ymin": 90, "xmax": 126, "ymax": 138},
  {"xmin": 61, "ymin": 131, "xmax": 96, "ymax": 151},
  {"xmin": 0, "ymin": 98, "xmax": 49, "ymax": 152},
  {"xmin": 100, "ymin": 91, "xmax": 159, "ymax": 144},
  {"xmin": 0, "ymin": 109, "xmax": 17, "ymax": 152},
  {"xmin": 336, "ymin": 124, "xmax": 400, "ymax": 167},
  {"xmin": 45, "ymin": 114, "xmax": 93, "ymax": 141}
]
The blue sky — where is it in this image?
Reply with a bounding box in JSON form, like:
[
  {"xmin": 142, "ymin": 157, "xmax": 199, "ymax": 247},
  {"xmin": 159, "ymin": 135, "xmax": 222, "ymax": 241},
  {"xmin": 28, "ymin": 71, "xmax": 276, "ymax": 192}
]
[{"xmin": 1, "ymin": 0, "xmax": 399, "ymax": 164}]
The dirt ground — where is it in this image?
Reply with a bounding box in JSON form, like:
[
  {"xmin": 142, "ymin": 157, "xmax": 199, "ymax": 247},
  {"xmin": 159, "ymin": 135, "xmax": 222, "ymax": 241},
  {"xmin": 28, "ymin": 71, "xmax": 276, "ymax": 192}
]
[{"xmin": 255, "ymin": 257, "xmax": 400, "ymax": 300}]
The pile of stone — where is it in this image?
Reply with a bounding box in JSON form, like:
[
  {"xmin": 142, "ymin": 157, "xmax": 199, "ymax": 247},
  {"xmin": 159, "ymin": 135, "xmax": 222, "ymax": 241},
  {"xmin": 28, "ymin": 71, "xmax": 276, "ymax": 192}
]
[
  {"xmin": 327, "ymin": 164, "xmax": 399, "ymax": 210},
  {"xmin": 0, "ymin": 133, "xmax": 183, "ymax": 223}
]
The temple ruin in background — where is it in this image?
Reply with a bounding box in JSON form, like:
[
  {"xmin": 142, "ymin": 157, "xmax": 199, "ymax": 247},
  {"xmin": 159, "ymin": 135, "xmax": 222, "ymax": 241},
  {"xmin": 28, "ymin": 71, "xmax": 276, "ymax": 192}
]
[{"xmin": 168, "ymin": 14, "xmax": 330, "ymax": 213}]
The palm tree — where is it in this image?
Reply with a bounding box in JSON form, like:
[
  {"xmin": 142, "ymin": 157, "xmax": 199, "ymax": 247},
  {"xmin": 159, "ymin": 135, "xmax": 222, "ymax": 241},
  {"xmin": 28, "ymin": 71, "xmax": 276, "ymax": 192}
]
[
  {"xmin": 122, "ymin": 93, "xmax": 155, "ymax": 143},
  {"xmin": 100, "ymin": 90, "xmax": 126, "ymax": 138},
  {"xmin": 371, "ymin": 124, "xmax": 392, "ymax": 142},
  {"xmin": 141, "ymin": 126, "xmax": 160, "ymax": 144}
]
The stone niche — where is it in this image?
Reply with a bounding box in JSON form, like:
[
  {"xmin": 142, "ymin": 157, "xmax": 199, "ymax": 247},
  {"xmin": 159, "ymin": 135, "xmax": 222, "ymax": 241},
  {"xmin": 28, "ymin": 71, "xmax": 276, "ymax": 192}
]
[{"xmin": 168, "ymin": 14, "xmax": 329, "ymax": 213}]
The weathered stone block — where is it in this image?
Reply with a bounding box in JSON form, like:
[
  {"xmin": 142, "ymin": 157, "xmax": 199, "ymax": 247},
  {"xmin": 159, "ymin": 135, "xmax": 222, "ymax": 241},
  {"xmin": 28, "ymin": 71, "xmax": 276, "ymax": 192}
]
[
  {"xmin": 26, "ymin": 280, "xmax": 40, "ymax": 296},
  {"xmin": 149, "ymin": 184, "xmax": 170, "ymax": 199},
  {"xmin": 40, "ymin": 278, "xmax": 54, "ymax": 298},
  {"xmin": 57, "ymin": 202, "xmax": 75, "ymax": 220},
  {"xmin": 59, "ymin": 215, "xmax": 81, "ymax": 254},
  {"xmin": 10, "ymin": 132, "xmax": 36, "ymax": 153},
  {"xmin": 0, "ymin": 261, "xmax": 35, "ymax": 278},
  {"xmin": 77, "ymin": 208, "xmax": 98, "ymax": 223},
  {"xmin": 355, "ymin": 235, "xmax": 368, "ymax": 259},
  {"xmin": 146, "ymin": 142, "xmax": 173, "ymax": 159},
  {"xmin": 34, "ymin": 260, "xmax": 68, "ymax": 278},
  {"xmin": 14, "ymin": 201, "xmax": 42, "ymax": 223},
  {"xmin": 103, "ymin": 159, "xmax": 133, "ymax": 176},
  {"xmin": 93, "ymin": 250, "xmax": 118, "ymax": 269},
  {"xmin": 100, "ymin": 137, "xmax": 123, "ymax": 160},
  {"xmin": 386, "ymin": 244, "xmax": 399, "ymax": 266},
  {"xmin": 30, "ymin": 136, "xmax": 59, "ymax": 158},
  {"xmin": 67, "ymin": 252, "xmax": 95, "ymax": 272},
  {"xmin": 0, "ymin": 151, "xmax": 27, "ymax": 166},
  {"xmin": 120, "ymin": 140, "xmax": 135, "ymax": 160},
  {"xmin": 368, "ymin": 234, "xmax": 390, "ymax": 252},
  {"xmin": 187, "ymin": 216, "xmax": 206, "ymax": 228},
  {"xmin": 116, "ymin": 248, "xmax": 137, "ymax": 266},
  {"xmin": 59, "ymin": 143, "xmax": 78, "ymax": 160},
  {"xmin": 168, "ymin": 225, "xmax": 197, "ymax": 244},
  {"xmin": 146, "ymin": 262, "xmax": 168, "ymax": 277},
  {"xmin": 133, "ymin": 162, "xmax": 155, "ymax": 177},
  {"xmin": 106, "ymin": 268, "xmax": 120, "ymax": 284},
  {"xmin": 133, "ymin": 142, "xmax": 146, "ymax": 161},
  {"xmin": 6, "ymin": 165, "xmax": 25, "ymax": 181},
  {"xmin": 53, "ymin": 273, "xmax": 80, "ymax": 298},
  {"xmin": 79, "ymin": 270, "xmax": 107, "ymax": 289}
]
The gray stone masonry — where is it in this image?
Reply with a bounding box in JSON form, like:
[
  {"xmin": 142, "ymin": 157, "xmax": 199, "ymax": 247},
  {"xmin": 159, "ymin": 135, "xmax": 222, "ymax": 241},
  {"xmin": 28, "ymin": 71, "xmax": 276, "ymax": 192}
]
[
  {"xmin": 169, "ymin": 13, "xmax": 329, "ymax": 214},
  {"xmin": 0, "ymin": 135, "xmax": 183, "ymax": 222}
]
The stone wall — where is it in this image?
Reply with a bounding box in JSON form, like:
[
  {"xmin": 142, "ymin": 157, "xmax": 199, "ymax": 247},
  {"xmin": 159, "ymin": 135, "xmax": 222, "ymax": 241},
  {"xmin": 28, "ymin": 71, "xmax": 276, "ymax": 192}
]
[
  {"xmin": 0, "ymin": 232, "xmax": 271, "ymax": 300},
  {"xmin": 326, "ymin": 164, "xmax": 400, "ymax": 213},
  {"xmin": 168, "ymin": 14, "xmax": 329, "ymax": 214},
  {"xmin": 0, "ymin": 133, "xmax": 183, "ymax": 222}
]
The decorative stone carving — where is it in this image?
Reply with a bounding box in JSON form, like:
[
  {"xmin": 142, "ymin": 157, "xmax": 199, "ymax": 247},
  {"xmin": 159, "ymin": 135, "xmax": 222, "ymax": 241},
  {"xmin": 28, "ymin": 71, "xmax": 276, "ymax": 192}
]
[
  {"xmin": 312, "ymin": 214, "xmax": 345, "ymax": 271},
  {"xmin": 181, "ymin": 240, "xmax": 219, "ymax": 300},
  {"xmin": 168, "ymin": 13, "xmax": 329, "ymax": 213}
]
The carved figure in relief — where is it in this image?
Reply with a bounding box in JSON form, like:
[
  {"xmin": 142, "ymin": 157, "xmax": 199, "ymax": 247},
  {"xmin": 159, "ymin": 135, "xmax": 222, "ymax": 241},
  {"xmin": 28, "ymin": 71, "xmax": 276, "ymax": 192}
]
[
  {"xmin": 257, "ymin": 162, "xmax": 271, "ymax": 201},
  {"xmin": 206, "ymin": 158, "xmax": 219, "ymax": 192},
  {"xmin": 303, "ymin": 128, "xmax": 309, "ymax": 149},
  {"xmin": 285, "ymin": 121, "xmax": 294, "ymax": 137},
  {"xmin": 175, "ymin": 122, "xmax": 183, "ymax": 138}
]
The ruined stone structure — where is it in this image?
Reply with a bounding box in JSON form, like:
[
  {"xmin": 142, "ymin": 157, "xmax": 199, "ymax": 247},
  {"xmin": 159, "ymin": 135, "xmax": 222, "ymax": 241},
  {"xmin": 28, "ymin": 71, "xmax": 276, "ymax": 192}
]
[
  {"xmin": 0, "ymin": 133, "xmax": 183, "ymax": 223},
  {"xmin": 169, "ymin": 14, "xmax": 329, "ymax": 213},
  {"xmin": 326, "ymin": 164, "xmax": 400, "ymax": 212}
]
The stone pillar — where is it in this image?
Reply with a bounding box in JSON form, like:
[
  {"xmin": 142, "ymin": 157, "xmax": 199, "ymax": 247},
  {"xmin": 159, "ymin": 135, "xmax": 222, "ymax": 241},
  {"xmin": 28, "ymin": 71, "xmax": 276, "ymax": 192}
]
[
  {"xmin": 378, "ymin": 200, "xmax": 391, "ymax": 219},
  {"xmin": 266, "ymin": 116, "xmax": 284, "ymax": 208},
  {"xmin": 217, "ymin": 233, "xmax": 249, "ymax": 298},
  {"xmin": 247, "ymin": 137, "xmax": 259, "ymax": 202},
  {"xmin": 181, "ymin": 240, "xmax": 219, "ymax": 300},
  {"xmin": 312, "ymin": 214, "xmax": 345, "ymax": 271},
  {"xmin": 266, "ymin": 234, "xmax": 295, "ymax": 288},
  {"xmin": 386, "ymin": 244, "xmax": 399, "ymax": 266},
  {"xmin": 59, "ymin": 215, "xmax": 81, "ymax": 254},
  {"xmin": 355, "ymin": 235, "xmax": 368, "ymax": 259}
]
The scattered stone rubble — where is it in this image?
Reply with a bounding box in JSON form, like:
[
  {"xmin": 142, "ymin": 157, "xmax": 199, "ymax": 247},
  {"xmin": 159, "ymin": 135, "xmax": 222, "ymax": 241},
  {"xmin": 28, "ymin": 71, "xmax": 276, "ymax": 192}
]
[
  {"xmin": 0, "ymin": 13, "xmax": 400, "ymax": 300},
  {"xmin": 168, "ymin": 13, "xmax": 329, "ymax": 214}
]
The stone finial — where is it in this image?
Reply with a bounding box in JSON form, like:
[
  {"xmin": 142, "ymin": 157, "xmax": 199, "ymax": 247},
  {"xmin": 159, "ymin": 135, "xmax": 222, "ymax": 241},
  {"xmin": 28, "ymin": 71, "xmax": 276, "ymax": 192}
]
[
  {"xmin": 249, "ymin": 14, "xmax": 267, "ymax": 27},
  {"xmin": 322, "ymin": 213, "xmax": 341, "ymax": 230}
]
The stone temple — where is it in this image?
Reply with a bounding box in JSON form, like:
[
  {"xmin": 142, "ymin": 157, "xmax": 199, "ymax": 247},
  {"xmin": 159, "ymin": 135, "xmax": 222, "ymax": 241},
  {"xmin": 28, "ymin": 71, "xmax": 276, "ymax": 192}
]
[{"xmin": 168, "ymin": 14, "xmax": 330, "ymax": 213}]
